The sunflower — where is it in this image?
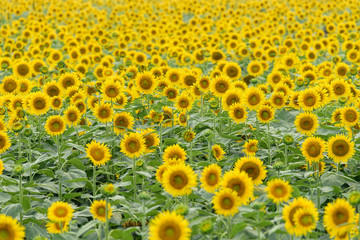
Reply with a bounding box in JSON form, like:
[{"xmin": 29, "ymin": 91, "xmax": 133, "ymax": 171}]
[
  {"xmin": 163, "ymin": 144, "xmax": 187, "ymax": 164},
  {"xmin": 283, "ymin": 197, "xmax": 316, "ymax": 235},
  {"xmin": 101, "ymin": 80, "xmax": 121, "ymax": 100},
  {"xmin": 212, "ymin": 144, "xmax": 225, "ymax": 161},
  {"xmin": 0, "ymin": 214, "xmax": 25, "ymax": 240},
  {"xmin": 223, "ymin": 62, "xmax": 241, "ymax": 80},
  {"xmin": 58, "ymin": 73, "xmax": 80, "ymax": 90},
  {"xmin": 85, "ymin": 140, "xmax": 112, "ymax": 166},
  {"xmin": 247, "ymin": 61, "xmax": 263, "ymax": 76},
  {"xmin": 0, "ymin": 159, "xmax": 4, "ymax": 175},
  {"xmin": 113, "ymin": 112, "xmax": 134, "ymax": 135},
  {"xmin": 181, "ymin": 71, "xmax": 197, "ymax": 89},
  {"xmin": 135, "ymin": 71, "xmax": 156, "ymax": 94},
  {"xmin": 222, "ymin": 89, "xmax": 242, "ymax": 111},
  {"xmin": 164, "ymin": 86, "xmax": 178, "ymax": 101},
  {"xmin": 162, "ymin": 163, "xmax": 197, "ymax": 197},
  {"xmin": 212, "ymin": 188, "xmax": 241, "ymax": 216},
  {"xmin": 44, "ymin": 81, "xmax": 62, "ymax": 98},
  {"xmin": 210, "ymin": 75, "xmax": 232, "ymax": 97},
  {"xmin": 298, "ymin": 88, "xmax": 321, "ymax": 111},
  {"xmin": 0, "ymin": 76, "xmax": 18, "ymax": 94},
  {"xmin": 324, "ymin": 199, "xmax": 356, "ymax": 237},
  {"xmin": 175, "ymin": 92, "xmax": 194, "ymax": 112},
  {"xmin": 64, "ymin": 106, "xmax": 81, "ymax": 126},
  {"xmin": 198, "ymin": 76, "xmax": 211, "ymax": 93},
  {"xmin": 228, "ymin": 103, "xmax": 247, "ymax": 124},
  {"xmin": 51, "ymin": 97, "xmax": 63, "ymax": 110},
  {"xmin": 341, "ymin": 107, "xmax": 358, "ymax": 127},
  {"xmin": 292, "ymin": 208, "xmax": 319, "ymax": 237},
  {"xmin": 148, "ymin": 110, "xmax": 164, "ymax": 124},
  {"xmin": 294, "ymin": 112, "xmax": 318, "ymax": 135},
  {"xmin": 120, "ymin": 132, "xmax": 146, "ymax": 159},
  {"xmin": 327, "ymin": 135, "xmax": 355, "ymax": 163},
  {"xmin": 46, "ymin": 221, "xmax": 69, "ymax": 234},
  {"xmin": 47, "ymin": 201, "xmax": 74, "ymax": 223},
  {"xmin": 234, "ymin": 156, "xmax": 267, "ymax": 186},
  {"xmin": 0, "ymin": 132, "xmax": 11, "ymax": 154},
  {"xmin": 177, "ymin": 112, "xmax": 187, "ymax": 127},
  {"xmin": 270, "ymin": 92, "xmax": 287, "ymax": 109},
  {"xmin": 13, "ymin": 61, "xmax": 32, "ymax": 79},
  {"xmin": 149, "ymin": 211, "xmax": 191, "ymax": 240},
  {"xmin": 221, "ymin": 170, "xmax": 254, "ymax": 205},
  {"xmin": 17, "ymin": 79, "xmax": 33, "ymax": 95},
  {"xmin": 90, "ymin": 200, "xmax": 113, "ymax": 222},
  {"xmin": 166, "ymin": 69, "xmax": 182, "ymax": 86},
  {"xmin": 266, "ymin": 178, "xmax": 293, "ymax": 204},
  {"xmin": 257, "ymin": 105, "xmax": 275, "ymax": 124},
  {"xmin": 331, "ymin": 79, "xmax": 350, "ymax": 99},
  {"xmin": 45, "ymin": 115, "xmax": 66, "ymax": 136},
  {"xmin": 243, "ymin": 139, "xmax": 258, "ymax": 156},
  {"xmin": 301, "ymin": 136, "xmax": 326, "ymax": 163},
  {"xmin": 94, "ymin": 103, "xmax": 113, "ymax": 123},
  {"xmin": 267, "ymin": 71, "xmax": 284, "ymax": 87},
  {"xmin": 141, "ymin": 128, "xmax": 160, "ymax": 153},
  {"xmin": 27, "ymin": 92, "xmax": 51, "ymax": 116},
  {"xmin": 244, "ymin": 87, "xmax": 265, "ymax": 110},
  {"xmin": 200, "ymin": 164, "xmax": 222, "ymax": 193},
  {"xmin": 114, "ymin": 92, "xmax": 128, "ymax": 109},
  {"xmin": 335, "ymin": 63, "xmax": 349, "ymax": 78}
]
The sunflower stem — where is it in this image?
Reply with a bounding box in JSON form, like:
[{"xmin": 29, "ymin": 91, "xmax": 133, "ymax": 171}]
[
  {"xmin": 159, "ymin": 123, "xmax": 163, "ymax": 155},
  {"xmin": 19, "ymin": 173, "xmax": 23, "ymax": 225},
  {"xmin": 190, "ymin": 142, "xmax": 193, "ymax": 164},
  {"xmin": 93, "ymin": 165, "xmax": 97, "ymax": 197},
  {"xmin": 18, "ymin": 133, "xmax": 21, "ymax": 159},
  {"xmin": 227, "ymin": 215, "xmax": 232, "ymax": 239},
  {"xmin": 316, "ymin": 163, "xmax": 320, "ymax": 209},
  {"xmin": 133, "ymin": 157, "xmax": 137, "ymax": 200},
  {"xmin": 213, "ymin": 110, "xmax": 216, "ymax": 144},
  {"xmin": 284, "ymin": 144, "xmax": 288, "ymax": 170},
  {"xmin": 141, "ymin": 199, "xmax": 146, "ymax": 240},
  {"xmin": 28, "ymin": 137, "xmax": 33, "ymax": 182},
  {"xmin": 200, "ymin": 93, "xmax": 204, "ymax": 117},
  {"xmin": 105, "ymin": 196, "xmax": 109, "ymax": 240},
  {"xmin": 267, "ymin": 123, "xmax": 272, "ymax": 165}
]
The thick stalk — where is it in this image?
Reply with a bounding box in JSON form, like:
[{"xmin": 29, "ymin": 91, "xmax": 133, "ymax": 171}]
[
  {"xmin": 317, "ymin": 163, "xmax": 320, "ymax": 209},
  {"xmin": 105, "ymin": 197, "xmax": 109, "ymax": 240},
  {"xmin": 190, "ymin": 142, "xmax": 193, "ymax": 163},
  {"xmin": 133, "ymin": 158, "xmax": 137, "ymax": 200},
  {"xmin": 159, "ymin": 123, "xmax": 163, "ymax": 155},
  {"xmin": 56, "ymin": 136, "xmax": 62, "ymax": 200},
  {"xmin": 93, "ymin": 165, "xmax": 97, "ymax": 197},
  {"xmin": 19, "ymin": 174, "xmax": 23, "ymax": 225},
  {"xmin": 284, "ymin": 144, "xmax": 288, "ymax": 169},
  {"xmin": 267, "ymin": 123, "xmax": 272, "ymax": 165},
  {"xmin": 141, "ymin": 199, "xmax": 146, "ymax": 240},
  {"xmin": 227, "ymin": 216, "xmax": 232, "ymax": 239}
]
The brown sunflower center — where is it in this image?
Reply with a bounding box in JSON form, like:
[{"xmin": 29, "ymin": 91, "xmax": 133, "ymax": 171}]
[
  {"xmin": 55, "ymin": 207, "xmax": 68, "ymax": 218},
  {"xmin": 34, "ymin": 97, "xmax": 46, "ymax": 109},
  {"xmin": 0, "ymin": 228, "xmax": 12, "ymax": 240},
  {"xmin": 215, "ymin": 80, "xmax": 229, "ymax": 93},
  {"xmin": 179, "ymin": 99, "xmax": 189, "ymax": 108},
  {"xmin": 272, "ymin": 184, "xmax": 287, "ymax": 198},
  {"xmin": 126, "ymin": 140, "xmax": 140, "ymax": 153},
  {"xmin": 226, "ymin": 66, "xmax": 238, "ymax": 78},
  {"xmin": 170, "ymin": 172, "xmax": 188, "ymax": 189},
  {"xmin": 97, "ymin": 206, "xmax": 106, "ymax": 217},
  {"xmin": 333, "ymin": 208, "xmax": 349, "ymax": 225},
  {"xmin": 299, "ymin": 213, "xmax": 314, "ymax": 226},
  {"xmin": 306, "ymin": 142, "xmax": 321, "ymax": 157},
  {"xmin": 304, "ymin": 95, "xmax": 316, "ymax": 106},
  {"xmin": 234, "ymin": 108, "xmax": 244, "ymax": 119},
  {"xmin": 207, "ymin": 173, "xmax": 218, "ymax": 186},
  {"xmin": 344, "ymin": 110, "xmax": 357, "ymax": 122},
  {"xmin": 139, "ymin": 76, "xmax": 153, "ymax": 90},
  {"xmin": 249, "ymin": 94, "xmax": 260, "ymax": 105},
  {"xmin": 50, "ymin": 120, "xmax": 62, "ymax": 132},
  {"xmin": 220, "ymin": 197, "xmax": 234, "ymax": 210},
  {"xmin": 145, "ymin": 135, "xmax": 154, "ymax": 147},
  {"xmin": 337, "ymin": 67, "xmax": 347, "ymax": 76},
  {"xmin": 300, "ymin": 117, "xmax": 314, "ymax": 130},
  {"xmin": 90, "ymin": 147, "xmax": 105, "ymax": 161},
  {"xmin": 159, "ymin": 223, "xmax": 180, "ymax": 240},
  {"xmin": 106, "ymin": 86, "xmax": 118, "ymax": 98},
  {"xmin": 227, "ymin": 179, "xmax": 245, "ymax": 197},
  {"xmin": 17, "ymin": 64, "xmax": 29, "ymax": 76},
  {"xmin": 240, "ymin": 162, "xmax": 260, "ymax": 180},
  {"xmin": 48, "ymin": 86, "xmax": 59, "ymax": 97},
  {"xmin": 184, "ymin": 75, "xmax": 196, "ymax": 86},
  {"xmin": 334, "ymin": 84, "xmax": 345, "ymax": 95},
  {"xmin": 100, "ymin": 108, "xmax": 110, "ymax": 118},
  {"xmin": 260, "ymin": 110, "xmax": 271, "ymax": 120},
  {"xmin": 331, "ymin": 139, "xmax": 349, "ymax": 157},
  {"xmin": 68, "ymin": 112, "xmax": 77, "ymax": 121}
]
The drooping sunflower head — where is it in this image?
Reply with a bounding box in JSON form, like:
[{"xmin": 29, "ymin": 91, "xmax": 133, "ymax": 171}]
[
  {"xmin": 212, "ymin": 144, "xmax": 225, "ymax": 161},
  {"xmin": 90, "ymin": 200, "xmax": 113, "ymax": 222},
  {"xmin": 234, "ymin": 156, "xmax": 267, "ymax": 186},
  {"xmin": 120, "ymin": 132, "xmax": 146, "ymax": 159},
  {"xmin": 294, "ymin": 112, "xmax": 318, "ymax": 135},
  {"xmin": 266, "ymin": 178, "xmax": 293, "ymax": 204},
  {"xmin": 85, "ymin": 140, "xmax": 112, "ymax": 166}
]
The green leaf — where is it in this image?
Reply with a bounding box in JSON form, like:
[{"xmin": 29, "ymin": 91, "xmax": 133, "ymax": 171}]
[
  {"xmin": 62, "ymin": 169, "xmax": 87, "ymax": 188},
  {"xmin": 0, "ymin": 192, "xmax": 11, "ymax": 202},
  {"xmin": 66, "ymin": 158, "xmax": 85, "ymax": 171},
  {"xmin": 230, "ymin": 222, "xmax": 247, "ymax": 238},
  {"xmin": 76, "ymin": 220, "xmax": 98, "ymax": 238},
  {"xmin": 110, "ymin": 227, "xmax": 137, "ymax": 239},
  {"xmin": 1, "ymin": 204, "xmax": 22, "ymax": 218}
]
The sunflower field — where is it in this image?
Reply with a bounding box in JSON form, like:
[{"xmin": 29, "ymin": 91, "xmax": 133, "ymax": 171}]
[{"xmin": 1, "ymin": 0, "xmax": 360, "ymax": 239}]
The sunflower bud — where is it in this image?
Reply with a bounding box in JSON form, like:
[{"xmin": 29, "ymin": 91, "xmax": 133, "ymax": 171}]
[
  {"xmin": 125, "ymin": 60, "xmax": 132, "ymax": 66},
  {"xmin": 12, "ymin": 122, "xmax": 24, "ymax": 133},
  {"xmin": 200, "ymin": 219, "xmax": 213, "ymax": 234},
  {"xmin": 283, "ymin": 134, "xmax": 294, "ymax": 145},
  {"xmin": 23, "ymin": 128, "xmax": 33, "ymax": 137},
  {"xmin": 136, "ymin": 159, "xmax": 144, "ymax": 167},
  {"xmin": 57, "ymin": 61, "xmax": 66, "ymax": 69},
  {"xmin": 13, "ymin": 164, "xmax": 24, "ymax": 175},
  {"xmin": 209, "ymin": 100, "xmax": 219, "ymax": 110},
  {"xmin": 273, "ymin": 161, "xmax": 284, "ymax": 171},
  {"xmin": 350, "ymin": 67, "xmax": 358, "ymax": 76},
  {"xmin": 138, "ymin": 191, "xmax": 151, "ymax": 201},
  {"xmin": 0, "ymin": 107, "xmax": 6, "ymax": 115},
  {"xmin": 126, "ymin": 72, "xmax": 134, "ymax": 78},
  {"xmin": 1, "ymin": 62, "xmax": 9, "ymax": 69},
  {"xmin": 40, "ymin": 66, "xmax": 48, "ymax": 74},
  {"xmin": 348, "ymin": 191, "xmax": 360, "ymax": 205},
  {"xmin": 101, "ymin": 183, "xmax": 117, "ymax": 197},
  {"xmin": 174, "ymin": 203, "xmax": 189, "ymax": 216}
]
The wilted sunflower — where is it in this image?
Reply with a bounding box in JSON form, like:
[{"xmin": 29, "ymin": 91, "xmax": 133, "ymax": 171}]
[
  {"xmin": 85, "ymin": 140, "xmax": 112, "ymax": 166},
  {"xmin": 149, "ymin": 211, "xmax": 191, "ymax": 240},
  {"xmin": 135, "ymin": 71, "xmax": 156, "ymax": 94},
  {"xmin": 212, "ymin": 144, "xmax": 225, "ymax": 161},
  {"xmin": 46, "ymin": 221, "xmax": 69, "ymax": 234},
  {"xmin": 90, "ymin": 200, "xmax": 113, "ymax": 222},
  {"xmin": 64, "ymin": 106, "xmax": 81, "ymax": 126},
  {"xmin": 294, "ymin": 112, "xmax": 318, "ymax": 135},
  {"xmin": 283, "ymin": 197, "xmax": 316, "ymax": 236},
  {"xmin": 221, "ymin": 170, "xmax": 254, "ymax": 205},
  {"xmin": 257, "ymin": 105, "xmax": 275, "ymax": 123},
  {"xmin": 266, "ymin": 178, "xmax": 293, "ymax": 204},
  {"xmin": 243, "ymin": 139, "xmax": 258, "ymax": 156},
  {"xmin": 47, "ymin": 201, "xmax": 74, "ymax": 223},
  {"xmin": 301, "ymin": 136, "xmax": 326, "ymax": 163},
  {"xmin": 163, "ymin": 144, "xmax": 187, "ymax": 164},
  {"xmin": 94, "ymin": 103, "xmax": 113, "ymax": 123},
  {"xmin": 113, "ymin": 112, "xmax": 134, "ymax": 134},
  {"xmin": 0, "ymin": 132, "xmax": 11, "ymax": 154},
  {"xmin": 244, "ymin": 87, "xmax": 265, "ymax": 110},
  {"xmin": 228, "ymin": 103, "xmax": 247, "ymax": 124},
  {"xmin": 27, "ymin": 92, "xmax": 51, "ymax": 116},
  {"xmin": 120, "ymin": 132, "xmax": 146, "ymax": 159},
  {"xmin": 327, "ymin": 134, "xmax": 355, "ymax": 163},
  {"xmin": 212, "ymin": 188, "xmax": 241, "ymax": 216},
  {"xmin": 200, "ymin": 164, "xmax": 222, "ymax": 193},
  {"xmin": 324, "ymin": 199, "xmax": 356, "ymax": 238},
  {"xmin": 45, "ymin": 115, "xmax": 66, "ymax": 136},
  {"xmin": 162, "ymin": 163, "xmax": 197, "ymax": 197},
  {"xmin": 234, "ymin": 156, "xmax": 267, "ymax": 185},
  {"xmin": 0, "ymin": 214, "xmax": 25, "ymax": 240}
]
